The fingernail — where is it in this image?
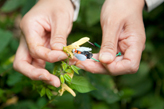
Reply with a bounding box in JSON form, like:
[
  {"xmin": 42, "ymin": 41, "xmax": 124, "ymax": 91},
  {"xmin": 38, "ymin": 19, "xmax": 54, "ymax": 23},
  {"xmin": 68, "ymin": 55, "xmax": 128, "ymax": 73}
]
[
  {"xmin": 38, "ymin": 74, "xmax": 50, "ymax": 80},
  {"xmin": 99, "ymin": 52, "xmax": 113, "ymax": 63},
  {"xmin": 50, "ymin": 80, "xmax": 60, "ymax": 87},
  {"xmin": 76, "ymin": 64, "xmax": 85, "ymax": 69},
  {"xmin": 52, "ymin": 43, "xmax": 65, "ymax": 50},
  {"xmin": 58, "ymin": 54, "xmax": 68, "ymax": 61},
  {"xmin": 38, "ymin": 75, "xmax": 45, "ymax": 80}
]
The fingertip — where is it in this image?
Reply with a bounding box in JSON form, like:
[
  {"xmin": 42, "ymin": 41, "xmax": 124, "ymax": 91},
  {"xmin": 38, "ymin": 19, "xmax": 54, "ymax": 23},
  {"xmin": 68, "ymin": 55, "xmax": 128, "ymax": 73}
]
[
  {"xmin": 99, "ymin": 52, "xmax": 114, "ymax": 63},
  {"xmin": 37, "ymin": 69, "xmax": 51, "ymax": 81},
  {"xmin": 50, "ymin": 75, "xmax": 61, "ymax": 87}
]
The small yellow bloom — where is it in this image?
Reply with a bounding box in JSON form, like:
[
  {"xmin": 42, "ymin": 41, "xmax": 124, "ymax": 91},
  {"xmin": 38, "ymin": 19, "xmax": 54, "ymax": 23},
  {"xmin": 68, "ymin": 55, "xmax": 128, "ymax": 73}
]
[
  {"xmin": 63, "ymin": 37, "xmax": 90, "ymax": 58},
  {"xmin": 59, "ymin": 83, "xmax": 76, "ymax": 97}
]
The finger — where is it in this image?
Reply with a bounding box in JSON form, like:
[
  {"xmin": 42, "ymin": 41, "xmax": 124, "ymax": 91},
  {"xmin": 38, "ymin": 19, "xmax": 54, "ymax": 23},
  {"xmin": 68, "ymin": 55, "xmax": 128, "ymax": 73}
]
[
  {"xmin": 13, "ymin": 37, "xmax": 50, "ymax": 81},
  {"xmin": 32, "ymin": 58, "xmax": 46, "ymax": 68},
  {"xmin": 99, "ymin": 19, "xmax": 123, "ymax": 63},
  {"xmin": 13, "ymin": 37, "xmax": 60, "ymax": 87},
  {"xmin": 20, "ymin": 16, "xmax": 68, "ymax": 62},
  {"xmin": 50, "ymin": 12, "xmax": 72, "ymax": 50},
  {"xmin": 76, "ymin": 54, "xmax": 108, "ymax": 74},
  {"xmin": 105, "ymin": 44, "xmax": 143, "ymax": 75},
  {"xmin": 44, "ymin": 74, "xmax": 60, "ymax": 87}
]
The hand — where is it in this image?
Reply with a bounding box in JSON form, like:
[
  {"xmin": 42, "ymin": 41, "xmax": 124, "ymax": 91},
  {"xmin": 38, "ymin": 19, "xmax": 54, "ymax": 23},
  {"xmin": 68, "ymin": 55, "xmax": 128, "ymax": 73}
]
[
  {"xmin": 13, "ymin": 0, "xmax": 74, "ymax": 86},
  {"xmin": 75, "ymin": 0, "xmax": 146, "ymax": 75},
  {"xmin": 13, "ymin": 36, "xmax": 60, "ymax": 87},
  {"xmin": 20, "ymin": 0, "xmax": 74, "ymax": 62}
]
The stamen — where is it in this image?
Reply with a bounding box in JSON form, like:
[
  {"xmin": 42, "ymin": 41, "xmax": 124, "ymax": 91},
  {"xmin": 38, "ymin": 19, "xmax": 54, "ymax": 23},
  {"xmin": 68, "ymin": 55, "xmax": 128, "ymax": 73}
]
[{"xmin": 87, "ymin": 41, "xmax": 95, "ymax": 46}]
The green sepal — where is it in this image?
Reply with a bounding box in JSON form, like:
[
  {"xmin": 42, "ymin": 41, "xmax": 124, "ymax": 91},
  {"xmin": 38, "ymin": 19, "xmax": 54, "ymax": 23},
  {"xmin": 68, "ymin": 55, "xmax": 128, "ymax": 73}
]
[
  {"xmin": 40, "ymin": 87, "xmax": 46, "ymax": 97},
  {"xmin": 65, "ymin": 68, "xmax": 74, "ymax": 73},
  {"xmin": 64, "ymin": 74, "xmax": 72, "ymax": 83},
  {"xmin": 71, "ymin": 65, "xmax": 80, "ymax": 74},
  {"xmin": 46, "ymin": 88, "xmax": 53, "ymax": 100},
  {"xmin": 60, "ymin": 75, "xmax": 65, "ymax": 84},
  {"xmin": 47, "ymin": 85, "xmax": 56, "ymax": 90},
  {"xmin": 61, "ymin": 61, "xmax": 67, "ymax": 71}
]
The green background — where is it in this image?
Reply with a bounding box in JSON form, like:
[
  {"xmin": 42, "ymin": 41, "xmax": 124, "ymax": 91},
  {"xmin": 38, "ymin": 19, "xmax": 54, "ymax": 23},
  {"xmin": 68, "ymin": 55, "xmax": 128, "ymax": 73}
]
[{"xmin": 0, "ymin": 0, "xmax": 164, "ymax": 108}]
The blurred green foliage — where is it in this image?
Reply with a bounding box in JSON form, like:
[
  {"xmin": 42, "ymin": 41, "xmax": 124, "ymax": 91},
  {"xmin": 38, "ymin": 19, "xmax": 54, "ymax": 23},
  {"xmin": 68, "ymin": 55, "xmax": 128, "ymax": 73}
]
[{"xmin": 0, "ymin": 0, "xmax": 164, "ymax": 108}]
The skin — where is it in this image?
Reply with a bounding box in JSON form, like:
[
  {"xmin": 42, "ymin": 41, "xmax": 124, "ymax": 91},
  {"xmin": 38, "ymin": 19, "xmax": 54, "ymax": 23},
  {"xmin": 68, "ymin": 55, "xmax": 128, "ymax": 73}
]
[
  {"xmin": 76, "ymin": 0, "xmax": 146, "ymax": 75},
  {"xmin": 13, "ymin": 0, "xmax": 74, "ymax": 87},
  {"xmin": 14, "ymin": 0, "xmax": 146, "ymax": 87}
]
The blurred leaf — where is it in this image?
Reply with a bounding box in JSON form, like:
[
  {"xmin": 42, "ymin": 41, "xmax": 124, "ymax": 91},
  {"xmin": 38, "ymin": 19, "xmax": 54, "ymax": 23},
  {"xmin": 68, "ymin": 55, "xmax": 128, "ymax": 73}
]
[
  {"xmin": 74, "ymin": 93, "xmax": 91, "ymax": 109},
  {"xmin": 64, "ymin": 74, "xmax": 72, "ymax": 83},
  {"xmin": 91, "ymin": 87, "xmax": 120, "ymax": 104},
  {"xmin": 4, "ymin": 100, "xmax": 38, "ymax": 109},
  {"xmin": 119, "ymin": 62, "xmax": 150, "ymax": 87},
  {"xmin": 7, "ymin": 71, "xmax": 23, "ymax": 86},
  {"xmin": 1, "ymin": 0, "xmax": 26, "ymax": 12},
  {"xmin": 61, "ymin": 61, "xmax": 67, "ymax": 71},
  {"xmin": 86, "ymin": 3, "xmax": 101, "ymax": 26},
  {"xmin": 65, "ymin": 68, "xmax": 74, "ymax": 73},
  {"xmin": 46, "ymin": 88, "xmax": 53, "ymax": 100},
  {"xmin": 70, "ymin": 76, "xmax": 96, "ymax": 93},
  {"xmin": 60, "ymin": 75, "xmax": 65, "ymax": 84},
  {"xmin": 47, "ymin": 85, "xmax": 56, "ymax": 91},
  {"xmin": 71, "ymin": 65, "xmax": 80, "ymax": 74},
  {"xmin": 36, "ymin": 97, "xmax": 47, "ymax": 109},
  {"xmin": 40, "ymin": 87, "xmax": 46, "ymax": 97},
  {"xmin": 0, "ymin": 29, "xmax": 13, "ymax": 54},
  {"xmin": 21, "ymin": 0, "xmax": 36, "ymax": 16}
]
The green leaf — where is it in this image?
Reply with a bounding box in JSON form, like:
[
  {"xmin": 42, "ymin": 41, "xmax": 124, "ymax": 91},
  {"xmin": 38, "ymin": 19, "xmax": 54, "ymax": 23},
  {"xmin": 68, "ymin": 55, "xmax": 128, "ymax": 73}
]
[
  {"xmin": 1, "ymin": 0, "xmax": 26, "ymax": 12},
  {"xmin": 64, "ymin": 74, "xmax": 72, "ymax": 83},
  {"xmin": 47, "ymin": 85, "xmax": 56, "ymax": 90},
  {"xmin": 70, "ymin": 76, "xmax": 96, "ymax": 93},
  {"xmin": 60, "ymin": 75, "xmax": 65, "ymax": 84},
  {"xmin": 40, "ymin": 87, "xmax": 46, "ymax": 97},
  {"xmin": 0, "ymin": 29, "xmax": 13, "ymax": 54},
  {"xmin": 86, "ymin": 1, "xmax": 102, "ymax": 26},
  {"xmin": 61, "ymin": 61, "xmax": 68, "ymax": 71},
  {"xmin": 7, "ymin": 71, "xmax": 23, "ymax": 86},
  {"xmin": 21, "ymin": 0, "xmax": 36, "ymax": 16},
  {"xmin": 71, "ymin": 65, "xmax": 80, "ymax": 74},
  {"xmin": 65, "ymin": 68, "xmax": 74, "ymax": 73},
  {"xmin": 46, "ymin": 88, "xmax": 53, "ymax": 100}
]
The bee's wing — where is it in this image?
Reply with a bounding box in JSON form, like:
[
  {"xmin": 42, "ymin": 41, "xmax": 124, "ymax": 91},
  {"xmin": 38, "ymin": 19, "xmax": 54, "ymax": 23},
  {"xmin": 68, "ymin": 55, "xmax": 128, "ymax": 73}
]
[
  {"xmin": 74, "ymin": 54, "xmax": 87, "ymax": 61},
  {"xmin": 76, "ymin": 47, "xmax": 92, "ymax": 52}
]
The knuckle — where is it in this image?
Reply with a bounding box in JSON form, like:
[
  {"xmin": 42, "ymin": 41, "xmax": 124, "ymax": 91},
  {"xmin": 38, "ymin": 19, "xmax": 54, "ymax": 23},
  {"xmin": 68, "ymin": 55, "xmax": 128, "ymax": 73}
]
[
  {"xmin": 54, "ymin": 9, "xmax": 71, "ymax": 20},
  {"xmin": 50, "ymin": 35, "xmax": 66, "ymax": 45},
  {"xmin": 101, "ymin": 41, "xmax": 116, "ymax": 52},
  {"xmin": 29, "ymin": 68, "xmax": 38, "ymax": 80}
]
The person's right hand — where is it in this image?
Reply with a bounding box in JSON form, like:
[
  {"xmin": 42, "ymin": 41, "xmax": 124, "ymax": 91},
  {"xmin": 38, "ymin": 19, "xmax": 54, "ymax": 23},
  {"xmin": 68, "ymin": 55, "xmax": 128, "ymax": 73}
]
[{"xmin": 13, "ymin": 0, "xmax": 74, "ymax": 86}]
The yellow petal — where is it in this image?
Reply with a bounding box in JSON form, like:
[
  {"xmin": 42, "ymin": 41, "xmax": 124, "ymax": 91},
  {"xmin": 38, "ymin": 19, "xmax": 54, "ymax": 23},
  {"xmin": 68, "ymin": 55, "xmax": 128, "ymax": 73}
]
[
  {"xmin": 71, "ymin": 37, "xmax": 90, "ymax": 46},
  {"xmin": 58, "ymin": 83, "xmax": 76, "ymax": 97},
  {"xmin": 63, "ymin": 37, "xmax": 90, "ymax": 58}
]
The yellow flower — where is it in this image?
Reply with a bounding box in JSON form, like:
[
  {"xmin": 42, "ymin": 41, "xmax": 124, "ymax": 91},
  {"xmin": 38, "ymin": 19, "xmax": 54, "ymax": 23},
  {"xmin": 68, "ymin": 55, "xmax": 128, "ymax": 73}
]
[
  {"xmin": 58, "ymin": 83, "xmax": 76, "ymax": 97},
  {"xmin": 63, "ymin": 37, "xmax": 90, "ymax": 58}
]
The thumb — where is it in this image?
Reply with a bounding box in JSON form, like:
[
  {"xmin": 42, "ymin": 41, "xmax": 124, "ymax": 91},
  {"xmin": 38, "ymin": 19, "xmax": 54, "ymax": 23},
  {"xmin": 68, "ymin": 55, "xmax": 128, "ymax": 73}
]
[
  {"xmin": 50, "ymin": 15, "xmax": 72, "ymax": 50},
  {"xmin": 99, "ymin": 22, "xmax": 122, "ymax": 63}
]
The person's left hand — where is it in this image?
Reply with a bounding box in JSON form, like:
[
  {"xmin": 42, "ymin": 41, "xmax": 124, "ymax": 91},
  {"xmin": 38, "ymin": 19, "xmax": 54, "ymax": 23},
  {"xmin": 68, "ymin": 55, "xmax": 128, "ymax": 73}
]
[{"xmin": 74, "ymin": 0, "xmax": 146, "ymax": 75}]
